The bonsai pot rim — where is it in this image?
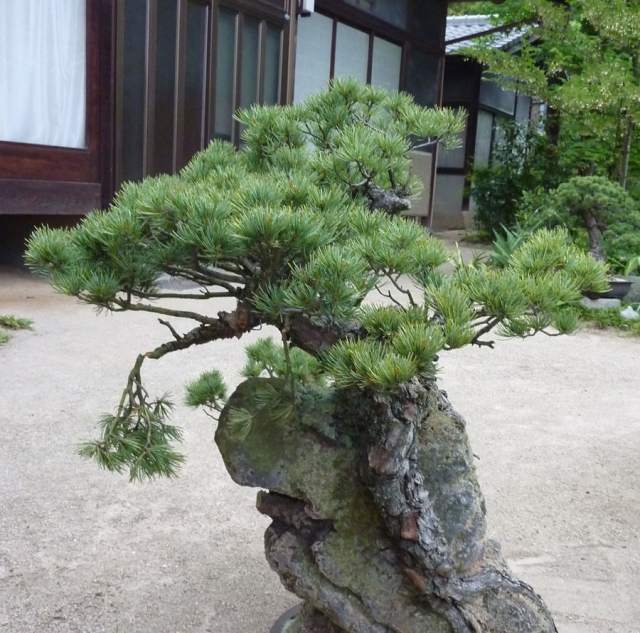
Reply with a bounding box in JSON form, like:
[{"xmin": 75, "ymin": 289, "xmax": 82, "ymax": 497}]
[{"xmin": 270, "ymin": 603, "xmax": 304, "ymax": 633}]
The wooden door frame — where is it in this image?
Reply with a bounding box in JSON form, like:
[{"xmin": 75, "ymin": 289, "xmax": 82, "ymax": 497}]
[{"xmin": 0, "ymin": 0, "xmax": 116, "ymax": 215}]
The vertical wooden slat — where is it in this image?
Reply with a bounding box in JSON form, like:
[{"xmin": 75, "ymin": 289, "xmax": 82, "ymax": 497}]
[
  {"xmin": 205, "ymin": 1, "xmax": 219, "ymax": 141},
  {"xmin": 143, "ymin": 0, "xmax": 157, "ymax": 176},
  {"xmin": 114, "ymin": 0, "xmax": 125, "ymax": 188},
  {"xmin": 280, "ymin": 0, "xmax": 295, "ymax": 104},
  {"xmin": 366, "ymin": 31, "xmax": 374, "ymax": 85},
  {"xmin": 399, "ymin": 42, "xmax": 409, "ymax": 93},
  {"xmin": 232, "ymin": 12, "xmax": 244, "ymax": 145},
  {"xmin": 329, "ymin": 18, "xmax": 337, "ymax": 80},
  {"xmin": 84, "ymin": 2, "xmax": 93, "ymax": 145},
  {"xmin": 258, "ymin": 20, "xmax": 267, "ymax": 104},
  {"xmin": 198, "ymin": 3, "xmax": 211, "ymax": 150},
  {"xmin": 198, "ymin": 0, "xmax": 212, "ymax": 150},
  {"xmin": 99, "ymin": 0, "xmax": 118, "ymax": 207},
  {"xmin": 461, "ymin": 63, "xmax": 483, "ymax": 210},
  {"xmin": 426, "ymin": 52, "xmax": 447, "ymax": 230},
  {"xmin": 173, "ymin": 0, "xmax": 188, "ymax": 171}
]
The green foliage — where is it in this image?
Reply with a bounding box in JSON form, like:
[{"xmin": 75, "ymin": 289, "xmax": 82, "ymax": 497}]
[
  {"xmin": 78, "ymin": 391, "xmax": 183, "ymax": 482},
  {"xmin": 489, "ymin": 222, "xmax": 545, "ymax": 269},
  {"xmin": 26, "ymin": 80, "xmax": 610, "ymax": 480},
  {"xmin": 184, "ymin": 370, "xmax": 227, "ymax": 410},
  {"xmin": 454, "ymin": 228, "xmax": 607, "ymax": 339},
  {"xmin": 24, "ymin": 226, "xmax": 79, "ymax": 275},
  {"xmin": 625, "ymin": 255, "xmax": 640, "ymax": 276},
  {"xmin": 577, "ymin": 305, "xmax": 640, "ymax": 336},
  {"xmin": 552, "ymin": 176, "xmax": 633, "ymax": 218},
  {"xmin": 0, "ymin": 315, "xmax": 33, "ymax": 330},
  {"xmin": 0, "ymin": 314, "xmax": 34, "ymax": 346},
  {"xmin": 522, "ymin": 176, "xmax": 640, "ymax": 269},
  {"xmin": 509, "ymin": 228, "xmax": 609, "ymax": 292},
  {"xmin": 242, "ymin": 337, "xmax": 324, "ymax": 385},
  {"xmin": 423, "ymin": 284, "xmax": 476, "ymax": 349},
  {"xmin": 322, "ymin": 339, "xmax": 420, "ymax": 390},
  {"xmin": 469, "ymin": 120, "xmax": 570, "ymax": 235},
  {"xmin": 459, "ymin": 0, "xmax": 640, "ymax": 186}
]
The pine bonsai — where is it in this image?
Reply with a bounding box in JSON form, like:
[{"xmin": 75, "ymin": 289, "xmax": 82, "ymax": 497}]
[
  {"xmin": 546, "ymin": 175, "xmax": 640, "ymax": 264},
  {"xmin": 26, "ymin": 80, "xmax": 608, "ymax": 633}
]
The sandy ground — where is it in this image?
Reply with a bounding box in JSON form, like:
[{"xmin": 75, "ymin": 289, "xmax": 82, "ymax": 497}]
[{"xmin": 1, "ymin": 260, "xmax": 639, "ymax": 633}]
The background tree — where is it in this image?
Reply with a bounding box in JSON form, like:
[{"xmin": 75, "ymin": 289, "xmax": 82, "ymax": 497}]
[
  {"xmin": 26, "ymin": 80, "xmax": 607, "ymax": 633},
  {"xmin": 467, "ymin": 119, "xmax": 570, "ymax": 235},
  {"xmin": 523, "ymin": 175, "xmax": 640, "ymax": 263},
  {"xmin": 453, "ymin": 0, "xmax": 640, "ymax": 189}
]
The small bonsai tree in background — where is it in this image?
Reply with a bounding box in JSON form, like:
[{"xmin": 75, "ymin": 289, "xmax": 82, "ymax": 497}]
[
  {"xmin": 544, "ymin": 175, "xmax": 640, "ymax": 266},
  {"xmin": 26, "ymin": 80, "xmax": 607, "ymax": 633}
]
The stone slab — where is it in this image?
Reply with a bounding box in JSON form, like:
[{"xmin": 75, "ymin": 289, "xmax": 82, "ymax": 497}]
[{"xmin": 580, "ymin": 297, "xmax": 621, "ymax": 309}]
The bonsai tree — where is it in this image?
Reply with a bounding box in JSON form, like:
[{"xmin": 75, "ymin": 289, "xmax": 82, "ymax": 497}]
[
  {"xmin": 26, "ymin": 80, "xmax": 608, "ymax": 633},
  {"xmin": 545, "ymin": 175, "xmax": 640, "ymax": 265}
]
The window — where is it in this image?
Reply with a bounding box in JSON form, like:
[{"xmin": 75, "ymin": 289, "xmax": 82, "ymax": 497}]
[
  {"xmin": 117, "ymin": 0, "xmax": 286, "ymax": 185},
  {"xmin": 479, "ymin": 75, "xmax": 516, "ymax": 116},
  {"xmin": 294, "ymin": 13, "xmax": 402, "ymax": 103},
  {"xmin": 0, "ymin": 0, "xmax": 86, "ymax": 149},
  {"xmin": 293, "ymin": 13, "xmax": 333, "ymax": 102},
  {"xmin": 474, "ymin": 109, "xmax": 494, "ymax": 167},
  {"xmin": 212, "ymin": 8, "xmax": 284, "ymax": 143},
  {"xmin": 371, "ymin": 37, "xmax": 402, "ymax": 93},
  {"xmin": 0, "ymin": 0, "xmax": 107, "ymax": 215},
  {"xmin": 334, "ymin": 23, "xmax": 369, "ymax": 83},
  {"xmin": 437, "ymin": 112, "xmax": 467, "ymax": 169}
]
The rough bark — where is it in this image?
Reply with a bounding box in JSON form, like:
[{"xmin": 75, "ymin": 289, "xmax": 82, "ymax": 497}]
[
  {"xmin": 581, "ymin": 211, "xmax": 606, "ymax": 261},
  {"xmin": 367, "ymin": 185, "xmax": 412, "ymax": 215},
  {"xmin": 215, "ymin": 377, "xmax": 557, "ymax": 633}
]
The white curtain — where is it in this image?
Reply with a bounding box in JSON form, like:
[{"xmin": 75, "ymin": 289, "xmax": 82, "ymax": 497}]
[{"xmin": 0, "ymin": 0, "xmax": 86, "ymax": 149}]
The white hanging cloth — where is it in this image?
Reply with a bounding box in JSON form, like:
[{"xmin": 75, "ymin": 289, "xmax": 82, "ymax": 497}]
[{"xmin": 0, "ymin": 0, "xmax": 86, "ymax": 149}]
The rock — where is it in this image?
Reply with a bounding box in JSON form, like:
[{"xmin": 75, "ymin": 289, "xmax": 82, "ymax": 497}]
[
  {"xmin": 285, "ymin": 604, "xmax": 343, "ymax": 633},
  {"xmin": 581, "ymin": 297, "xmax": 621, "ymax": 309},
  {"xmin": 215, "ymin": 378, "xmax": 449, "ymax": 633},
  {"xmin": 216, "ymin": 378, "xmax": 557, "ymax": 633},
  {"xmin": 620, "ymin": 306, "xmax": 640, "ymax": 320},
  {"xmin": 625, "ymin": 275, "xmax": 640, "ymax": 303}
]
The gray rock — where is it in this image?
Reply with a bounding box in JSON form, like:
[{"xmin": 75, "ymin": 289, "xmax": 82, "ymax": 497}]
[
  {"xmin": 581, "ymin": 297, "xmax": 621, "ymax": 309},
  {"xmin": 216, "ymin": 378, "xmax": 556, "ymax": 633},
  {"xmin": 625, "ymin": 275, "xmax": 640, "ymax": 303},
  {"xmin": 620, "ymin": 306, "xmax": 640, "ymax": 320}
]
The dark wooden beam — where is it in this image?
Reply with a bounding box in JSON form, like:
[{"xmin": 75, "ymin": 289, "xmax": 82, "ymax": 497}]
[{"xmin": 0, "ymin": 179, "xmax": 101, "ymax": 216}]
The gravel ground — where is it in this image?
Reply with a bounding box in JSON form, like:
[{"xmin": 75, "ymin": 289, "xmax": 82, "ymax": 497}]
[{"xmin": 1, "ymin": 265, "xmax": 639, "ymax": 633}]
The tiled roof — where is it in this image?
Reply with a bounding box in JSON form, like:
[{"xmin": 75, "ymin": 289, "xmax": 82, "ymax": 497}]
[{"xmin": 445, "ymin": 15, "xmax": 529, "ymax": 54}]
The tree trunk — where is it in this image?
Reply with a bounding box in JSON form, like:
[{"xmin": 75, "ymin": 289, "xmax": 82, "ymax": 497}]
[
  {"xmin": 581, "ymin": 211, "xmax": 606, "ymax": 261},
  {"xmin": 619, "ymin": 114, "xmax": 633, "ymax": 189},
  {"xmin": 216, "ymin": 377, "xmax": 557, "ymax": 633}
]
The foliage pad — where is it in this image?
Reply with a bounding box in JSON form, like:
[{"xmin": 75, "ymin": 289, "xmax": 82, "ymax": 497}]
[{"xmin": 26, "ymin": 79, "xmax": 608, "ymax": 481}]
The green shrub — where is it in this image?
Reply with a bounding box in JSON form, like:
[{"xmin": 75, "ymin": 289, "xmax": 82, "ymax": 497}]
[
  {"xmin": 469, "ymin": 120, "xmax": 570, "ymax": 235},
  {"xmin": 578, "ymin": 305, "xmax": 640, "ymax": 336},
  {"xmin": 0, "ymin": 315, "xmax": 33, "ymax": 346},
  {"xmin": 521, "ymin": 176, "xmax": 640, "ymax": 270}
]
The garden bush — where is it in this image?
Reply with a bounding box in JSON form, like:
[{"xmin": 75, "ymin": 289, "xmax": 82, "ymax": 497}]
[{"xmin": 469, "ymin": 120, "xmax": 570, "ymax": 236}]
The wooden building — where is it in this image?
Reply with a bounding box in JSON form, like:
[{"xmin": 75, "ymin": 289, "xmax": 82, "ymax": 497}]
[
  {"xmin": 433, "ymin": 15, "xmax": 537, "ymax": 230},
  {"xmin": 0, "ymin": 0, "xmax": 474, "ymax": 264}
]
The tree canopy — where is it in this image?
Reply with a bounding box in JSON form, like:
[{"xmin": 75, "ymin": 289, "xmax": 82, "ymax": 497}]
[
  {"xmin": 26, "ymin": 79, "xmax": 608, "ymax": 481},
  {"xmin": 452, "ymin": 0, "xmax": 640, "ymax": 184}
]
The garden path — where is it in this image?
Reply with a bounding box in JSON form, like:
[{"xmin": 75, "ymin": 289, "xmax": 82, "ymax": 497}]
[{"xmin": 0, "ymin": 259, "xmax": 638, "ymax": 633}]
